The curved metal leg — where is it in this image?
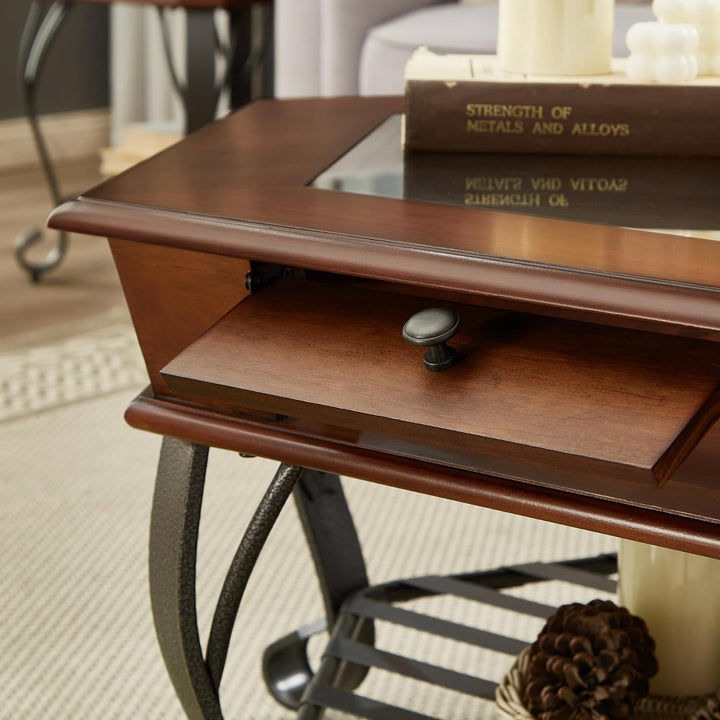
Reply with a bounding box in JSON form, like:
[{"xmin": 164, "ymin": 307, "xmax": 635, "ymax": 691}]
[
  {"xmin": 149, "ymin": 439, "xmax": 220, "ymax": 720},
  {"xmin": 157, "ymin": 7, "xmax": 223, "ymax": 134},
  {"xmin": 149, "ymin": 437, "xmax": 306, "ymax": 719},
  {"xmin": 262, "ymin": 618, "xmax": 327, "ymax": 709},
  {"xmin": 205, "ymin": 462, "xmax": 304, "ymax": 690},
  {"xmin": 262, "ymin": 470, "xmax": 374, "ymax": 710},
  {"xmin": 157, "ymin": 4, "xmax": 269, "ymax": 132},
  {"xmin": 228, "ymin": 5, "xmax": 274, "ymax": 109},
  {"xmin": 293, "ymin": 470, "xmax": 372, "ymax": 623},
  {"xmin": 15, "ymin": 1, "xmax": 72, "ymax": 282}
]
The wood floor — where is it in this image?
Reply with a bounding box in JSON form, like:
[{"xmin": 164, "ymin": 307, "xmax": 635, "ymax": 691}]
[{"xmin": 0, "ymin": 159, "xmax": 129, "ymax": 349}]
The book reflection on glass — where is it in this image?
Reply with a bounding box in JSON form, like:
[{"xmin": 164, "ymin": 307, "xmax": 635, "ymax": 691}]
[
  {"xmin": 404, "ymin": 151, "xmax": 720, "ymax": 231},
  {"xmin": 311, "ymin": 114, "xmax": 720, "ymax": 232}
]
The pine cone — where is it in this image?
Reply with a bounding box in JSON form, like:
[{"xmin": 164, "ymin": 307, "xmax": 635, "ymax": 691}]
[{"xmin": 524, "ymin": 599, "xmax": 658, "ymax": 720}]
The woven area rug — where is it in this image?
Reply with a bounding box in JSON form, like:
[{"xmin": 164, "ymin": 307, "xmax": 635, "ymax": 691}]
[{"xmin": 0, "ymin": 323, "xmax": 617, "ymax": 720}]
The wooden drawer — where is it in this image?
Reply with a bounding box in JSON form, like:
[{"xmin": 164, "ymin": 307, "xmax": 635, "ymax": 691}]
[{"xmin": 160, "ymin": 279, "xmax": 720, "ymax": 488}]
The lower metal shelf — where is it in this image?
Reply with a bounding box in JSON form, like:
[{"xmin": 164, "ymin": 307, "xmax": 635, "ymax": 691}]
[{"xmin": 264, "ymin": 554, "xmax": 618, "ymax": 720}]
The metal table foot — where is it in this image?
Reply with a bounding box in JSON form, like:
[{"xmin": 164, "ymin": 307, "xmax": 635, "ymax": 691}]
[
  {"xmin": 149, "ymin": 437, "xmax": 371, "ymax": 719},
  {"xmin": 15, "ymin": 1, "xmax": 72, "ymax": 283}
]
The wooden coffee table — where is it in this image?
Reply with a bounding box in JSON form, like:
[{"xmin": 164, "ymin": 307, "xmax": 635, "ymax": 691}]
[{"xmin": 49, "ymin": 97, "xmax": 720, "ymax": 719}]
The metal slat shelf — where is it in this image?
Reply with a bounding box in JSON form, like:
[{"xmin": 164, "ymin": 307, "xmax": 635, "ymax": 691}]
[{"xmin": 263, "ymin": 554, "xmax": 619, "ymax": 719}]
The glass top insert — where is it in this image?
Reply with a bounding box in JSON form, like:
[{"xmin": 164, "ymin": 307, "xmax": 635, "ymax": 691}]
[{"xmin": 311, "ymin": 114, "xmax": 720, "ymax": 236}]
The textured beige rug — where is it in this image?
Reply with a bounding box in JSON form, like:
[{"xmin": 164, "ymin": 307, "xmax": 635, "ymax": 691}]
[{"xmin": 0, "ymin": 324, "xmax": 617, "ymax": 719}]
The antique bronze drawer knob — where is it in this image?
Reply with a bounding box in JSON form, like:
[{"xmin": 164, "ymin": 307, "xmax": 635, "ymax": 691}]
[{"xmin": 402, "ymin": 308, "xmax": 461, "ymax": 372}]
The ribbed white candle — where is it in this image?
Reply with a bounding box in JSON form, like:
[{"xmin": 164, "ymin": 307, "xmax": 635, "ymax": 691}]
[
  {"xmin": 618, "ymin": 540, "xmax": 720, "ymax": 696},
  {"xmin": 497, "ymin": 0, "xmax": 615, "ymax": 75}
]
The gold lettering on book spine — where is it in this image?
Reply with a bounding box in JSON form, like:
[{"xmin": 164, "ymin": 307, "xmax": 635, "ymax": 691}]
[
  {"xmin": 461, "ymin": 102, "xmax": 633, "ymax": 141},
  {"xmin": 571, "ymin": 122, "xmax": 630, "ymax": 137},
  {"xmin": 466, "ymin": 119, "xmax": 524, "ymax": 133},
  {"xmin": 466, "ymin": 103, "xmax": 544, "ymax": 119}
]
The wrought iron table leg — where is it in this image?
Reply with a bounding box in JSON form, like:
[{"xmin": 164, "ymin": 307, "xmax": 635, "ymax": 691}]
[
  {"xmin": 16, "ymin": 2, "xmax": 269, "ymax": 280},
  {"xmin": 227, "ymin": 7, "xmax": 253, "ymax": 110},
  {"xmin": 262, "ymin": 470, "xmax": 374, "ymax": 709},
  {"xmin": 159, "ymin": 6, "xmax": 247, "ymax": 134},
  {"xmin": 228, "ymin": 3, "xmax": 274, "ymax": 109},
  {"xmin": 149, "ymin": 438, "xmax": 371, "ymax": 719},
  {"xmin": 149, "ymin": 439, "xmax": 219, "ymax": 720},
  {"xmin": 15, "ymin": 1, "xmax": 72, "ymax": 282},
  {"xmin": 150, "ymin": 439, "xmax": 301, "ymax": 718},
  {"xmin": 256, "ymin": 3, "xmax": 274, "ymax": 101},
  {"xmin": 184, "ymin": 9, "xmax": 219, "ymax": 133}
]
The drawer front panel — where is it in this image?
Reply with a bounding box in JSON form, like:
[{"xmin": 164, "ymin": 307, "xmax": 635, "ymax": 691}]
[{"xmin": 161, "ymin": 280, "xmax": 720, "ymax": 485}]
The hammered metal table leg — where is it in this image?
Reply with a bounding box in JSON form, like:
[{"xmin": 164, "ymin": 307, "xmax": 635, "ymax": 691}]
[
  {"xmin": 149, "ymin": 438, "xmax": 308, "ymax": 719},
  {"xmin": 149, "ymin": 438, "xmax": 220, "ymax": 720},
  {"xmin": 205, "ymin": 462, "xmax": 305, "ymax": 691}
]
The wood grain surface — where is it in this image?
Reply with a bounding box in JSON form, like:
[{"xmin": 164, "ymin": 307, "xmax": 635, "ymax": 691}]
[
  {"xmin": 48, "ymin": 97, "xmax": 720, "ymax": 337},
  {"xmin": 161, "ymin": 280, "xmax": 720, "ymax": 485},
  {"xmin": 109, "ymin": 239, "xmax": 250, "ymax": 394}
]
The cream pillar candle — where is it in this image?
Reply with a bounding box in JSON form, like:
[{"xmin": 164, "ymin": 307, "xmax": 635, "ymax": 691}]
[
  {"xmin": 618, "ymin": 540, "xmax": 720, "ymax": 696},
  {"xmin": 497, "ymin": 0, "xmax": 615, "ymax": 75}
]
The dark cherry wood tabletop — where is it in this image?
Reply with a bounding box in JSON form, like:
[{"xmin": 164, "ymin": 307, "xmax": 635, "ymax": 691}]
[
  {"xmin": 50, "ymin": 97, "xmax": 720, "ymax": 338},
  {"xmin": 48, "ymin": 97, "xmax": 720, "ymax": 558}
]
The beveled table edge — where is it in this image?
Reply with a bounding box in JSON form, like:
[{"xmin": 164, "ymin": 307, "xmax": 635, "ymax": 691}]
[
  {"xmin": 125, "ymin": 391, "xmax": 720, "ymax": 560},
  {"xmin": 49, "ymin": 196, "xmax": 720, "ymax": 337}
]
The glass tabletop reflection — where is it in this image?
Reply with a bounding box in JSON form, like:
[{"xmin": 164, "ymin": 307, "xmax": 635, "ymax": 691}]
[{"xmin": 311, "ymin": 114, "xmax": 720, "ymax": 239}]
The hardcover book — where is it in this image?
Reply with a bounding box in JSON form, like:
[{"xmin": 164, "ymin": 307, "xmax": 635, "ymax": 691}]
[{"xmin": 403, "ymin": 49, "xmax": 720, "ymax": 155}]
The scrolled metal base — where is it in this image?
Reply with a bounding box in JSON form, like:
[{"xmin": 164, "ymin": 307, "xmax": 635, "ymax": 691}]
[
  {"xmin": 262, "ymin": 617, "xmax": 327, "ymax": 709},
  {"xmin": 15, "ymin": 1, "xmax": 72, "ymax": 282},
  {"xmin": 148, "ymin": 439, "xmax": 370, "ymax": 719},
  {"xmin": 15, "ymin": 227, "xmax": 69, "ymax": 283}
]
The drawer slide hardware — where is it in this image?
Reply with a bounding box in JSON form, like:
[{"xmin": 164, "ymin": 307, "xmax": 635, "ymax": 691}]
[{"xmin": 244, "ymin": 263, "xmax": 297, "ymax": 294}]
